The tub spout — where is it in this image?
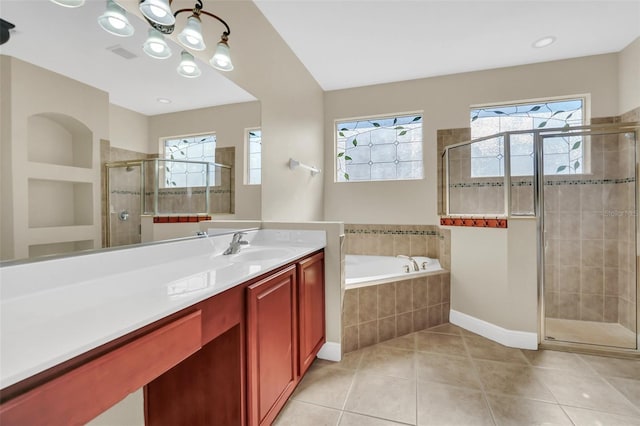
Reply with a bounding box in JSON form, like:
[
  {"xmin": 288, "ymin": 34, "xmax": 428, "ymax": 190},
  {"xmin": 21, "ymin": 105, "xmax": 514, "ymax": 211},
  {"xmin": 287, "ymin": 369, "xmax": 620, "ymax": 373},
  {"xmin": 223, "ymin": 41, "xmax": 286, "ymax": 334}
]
[{"xmin": 397, "ymin": 255, "xmax": 419, "ymax": 272}]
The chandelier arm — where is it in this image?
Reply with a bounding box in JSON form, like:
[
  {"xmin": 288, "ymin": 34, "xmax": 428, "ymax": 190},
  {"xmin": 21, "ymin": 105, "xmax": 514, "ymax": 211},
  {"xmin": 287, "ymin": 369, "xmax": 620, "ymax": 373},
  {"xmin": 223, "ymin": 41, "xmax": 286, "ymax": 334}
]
[{"xmin": 173, "ymin": 7, "xmax": 231, "ymax": 37}]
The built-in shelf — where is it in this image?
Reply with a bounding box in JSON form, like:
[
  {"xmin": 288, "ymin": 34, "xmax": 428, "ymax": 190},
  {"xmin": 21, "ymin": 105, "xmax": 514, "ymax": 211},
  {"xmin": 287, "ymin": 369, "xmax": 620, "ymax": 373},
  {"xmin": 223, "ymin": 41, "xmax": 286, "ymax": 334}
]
[
  {"xmin": 28, "ymin": 179, "xmax": 93, "ymax": 228},
  {"xmin": 27, "ymin": 113, "xmax": 93, "ymax": 169}
]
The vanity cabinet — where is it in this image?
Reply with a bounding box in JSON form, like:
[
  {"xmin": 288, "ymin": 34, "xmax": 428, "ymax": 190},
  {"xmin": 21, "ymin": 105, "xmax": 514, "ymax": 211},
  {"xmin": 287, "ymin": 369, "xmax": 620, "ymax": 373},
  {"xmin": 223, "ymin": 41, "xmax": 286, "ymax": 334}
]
[
  {"xmin": 297, "ymin": 251, "xmax": 325, "ymax": 377},
  {"xmin": 0, "ymin": 249, "xmax": 325, "ymax": 426},
  {"xmin": 246, "ymin": 265, "xmax": 298, "ymax": 426}
]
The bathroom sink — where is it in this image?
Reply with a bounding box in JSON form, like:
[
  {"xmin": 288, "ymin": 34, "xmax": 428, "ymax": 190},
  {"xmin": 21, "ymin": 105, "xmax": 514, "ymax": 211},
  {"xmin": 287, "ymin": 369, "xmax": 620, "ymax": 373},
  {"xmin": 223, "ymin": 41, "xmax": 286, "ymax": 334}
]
[{"xmin": 230, "ymin": 247, "xmax": 293, "ymax": 263}]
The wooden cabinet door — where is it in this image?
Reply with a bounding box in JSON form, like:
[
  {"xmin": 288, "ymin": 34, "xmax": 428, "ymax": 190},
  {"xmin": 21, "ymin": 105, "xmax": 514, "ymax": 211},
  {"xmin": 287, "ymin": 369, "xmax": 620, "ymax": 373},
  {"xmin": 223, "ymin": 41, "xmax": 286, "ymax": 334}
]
[
  {"xmin": 297, "ymin": 251, "xmax": 325, "ymax": 376},
  {"xmin": 246, "ymin": 265, "xmax": 297, "ymax": 426}
]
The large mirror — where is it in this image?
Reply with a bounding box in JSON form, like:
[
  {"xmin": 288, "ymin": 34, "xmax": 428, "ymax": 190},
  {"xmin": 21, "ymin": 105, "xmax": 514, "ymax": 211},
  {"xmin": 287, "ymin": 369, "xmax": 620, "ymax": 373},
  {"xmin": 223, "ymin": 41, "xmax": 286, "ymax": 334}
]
[{"xmin": 0, "ymin": 0, "xmax": 261, "ymax": 262}]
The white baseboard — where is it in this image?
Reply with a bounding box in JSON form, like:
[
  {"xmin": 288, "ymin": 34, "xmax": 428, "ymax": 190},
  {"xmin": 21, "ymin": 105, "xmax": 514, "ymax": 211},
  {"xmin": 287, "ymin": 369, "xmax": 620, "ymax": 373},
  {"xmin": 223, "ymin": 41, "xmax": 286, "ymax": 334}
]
[
  {"xmin": 317, "ymin": 342, "xmax": 341, "ymax": 362},
  {"xmin": 449, "ymin": 309, "xmax": 538, "ymax": 350}
]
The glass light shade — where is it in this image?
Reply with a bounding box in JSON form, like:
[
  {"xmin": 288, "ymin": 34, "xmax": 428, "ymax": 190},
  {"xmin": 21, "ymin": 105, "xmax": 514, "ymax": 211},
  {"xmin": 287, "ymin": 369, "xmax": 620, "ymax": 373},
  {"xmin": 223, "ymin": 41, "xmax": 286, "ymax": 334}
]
[
  {"xmin": 209, "ymin": 40, "xmax": 233, "ymax": 71},
  {"xmin": 139, "ymin": 0, "xmax": 175, "ymax": 26},
  {"xmin": 98, "ymin": 0, "xmax": 134, "ymax": 37},
  {"xmin": 143, "ymin": 28, "xmax": 171, "ymax": 59},
  {"xmin": 177, "ymin": 50, "xmax": 201, "ymax": 78},
  {"xmin": 177, "ymin": 16, "xmax": 205, "ymax": 51},
  {"xmin": 50, "ymin": 0, "xmax": 85, "ymax": 7}
]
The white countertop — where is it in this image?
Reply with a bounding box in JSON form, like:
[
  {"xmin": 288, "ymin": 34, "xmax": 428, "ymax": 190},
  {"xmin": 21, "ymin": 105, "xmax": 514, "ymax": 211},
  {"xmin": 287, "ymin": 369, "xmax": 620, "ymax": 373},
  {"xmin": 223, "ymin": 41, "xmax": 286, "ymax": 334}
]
[{"xmin": 0, "ymin": 229, "xmax": 325, "ymax": 389}]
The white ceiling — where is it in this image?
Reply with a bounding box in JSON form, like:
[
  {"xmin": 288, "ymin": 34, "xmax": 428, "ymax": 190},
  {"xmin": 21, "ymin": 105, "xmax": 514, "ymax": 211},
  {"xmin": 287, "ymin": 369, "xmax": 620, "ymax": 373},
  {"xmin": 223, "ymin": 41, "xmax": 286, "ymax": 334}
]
[{"xmin": 1, "ymin": 0, "xmax": 639, "ymax": 116}]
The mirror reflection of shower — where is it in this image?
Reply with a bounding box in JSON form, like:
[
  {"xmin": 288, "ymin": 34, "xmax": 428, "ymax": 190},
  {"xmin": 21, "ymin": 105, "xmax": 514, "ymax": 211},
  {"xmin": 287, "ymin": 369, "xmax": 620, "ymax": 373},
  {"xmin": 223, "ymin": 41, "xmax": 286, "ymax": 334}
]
[{"xmin": 105, "ymin": 159, "xmax": 233, "ymax": 247}]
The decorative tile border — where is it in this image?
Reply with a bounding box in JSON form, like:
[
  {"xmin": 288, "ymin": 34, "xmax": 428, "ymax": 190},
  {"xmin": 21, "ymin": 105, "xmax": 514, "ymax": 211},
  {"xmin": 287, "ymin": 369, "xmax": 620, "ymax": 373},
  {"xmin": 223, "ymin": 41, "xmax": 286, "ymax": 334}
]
[
  {"xmin": 153, "ymin": 215, "xmax": 212, "ymax": 223},
  {"xmin": 450, "ymin": 177, "xmax": 635, "ymax": 189},
  {"xmin": 440, "ymin": 217, "xmax": 508, "ymax": 228},
  {"xmin": 345, "ymin": 228, "xmax": 438, "ymax": 236},
  {"xmin": 144, "ymin": 189, "xmax": 232, "ymax": 196}
]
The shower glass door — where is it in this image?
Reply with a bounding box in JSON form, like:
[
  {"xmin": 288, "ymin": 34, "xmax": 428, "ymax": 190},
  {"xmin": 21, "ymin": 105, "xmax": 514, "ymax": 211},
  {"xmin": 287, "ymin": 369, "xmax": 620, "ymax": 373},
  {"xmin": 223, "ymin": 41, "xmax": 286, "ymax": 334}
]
[
  {"xmin": 106, "ymin": 162, "xmax": 143, "ymax": 248},
  {"xmin": 541, "ymin": 127, "xmax": 637, "ymax": 349}
]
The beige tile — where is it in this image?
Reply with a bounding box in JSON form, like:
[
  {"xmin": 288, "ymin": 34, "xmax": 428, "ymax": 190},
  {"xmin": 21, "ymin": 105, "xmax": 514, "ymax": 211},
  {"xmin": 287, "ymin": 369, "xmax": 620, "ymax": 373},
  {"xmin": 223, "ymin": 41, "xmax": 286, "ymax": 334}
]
[
  {"xmin": 413, "ymin": 308, "xmax": 428, "ymax": 331},
  {"xmin": 412, "ymin": 277, "xmax": 428, "ymax": 310},
  {"xmin": 415, "ymin": 331, "xmax": 468, "ymax": 357},
  {"xmin": 358, "ymin": 287, "xmax": 378, "ymax": 323},
  {"xmin": 580, "ymin": 354, "xmax": 640, "ymax": 380},
  {"xmin": 378, "ymin": 316, "xmax": 396, "ymax": 342},
  {"xmin": 378, "ymin": 283, "xmax": 396, "ymax": 318},
  {"xmin": 292, "ymin": 365, "xmax": 356, "ymax": 409},
  {"xmin": 486, "ymin": 394, "xmax": 572, "ymax": 425},
  {"xmin": 343, "ymin": 325, "xmax": 359, "ymax": 353},
  {"xmin": 562, "ymin": 405, "xmax": 640, "ymax": 426},
  {"xmin": 396, "ymin": 312, "xmax": 413, "ymax": 336},
  {"xmin": 395, "ymin": 280, "xmax": 413, "ymax": 314},
  {"xmin": 416, "ymin": 381, "xmax": 493, "ymax": 426},
  {"xmin": 607, "ymin": 377, "xmax": 640, "ymax": 410},
  {"xmin": 274, "ymin": 400, "xmax": 341, "ymax": 426},
  {"xmin": 359, "ymin": 345, "xmax": 416, "ymax": 380},
  {"xmin": 416, "ymin": 351, "xmax": 481, "ymax": 389},
  {"xmin": 427, "ymin": 275, "xmax": 442, "ymax": 306},
  {"xmin": 359, "ymin": 320, "xmax": 379, "ymax": 349},
  {"xmin": 534, "ymin": 368, "xmax": 640, "ymax": 417},
  {"xmin": 344, "ymin": 373, "xmax": 416, "ymax": 425},
  {"xmin": 379, "ymin": 333, "xmax": 416, "ymax": 351},
  {"xmin": 343, "ymin": 290, "xmax": 358, "ymax": 327},
  {"xmin": 427, "ymin": 305, "xmax": 442, "ymax": 328},
  {"xmin": 464, "ymin": 335, "xmax": 528, "ymax": 364},
  {"xmin": 425, "ymin": 323, "xmax": 462, "ymax": 335},
  {"xmin": 474, "ymin": 359, "xmax": 556, "ymax": 402},
  {"xmin": 520, "ymin": 349, "xmax": 596, "ymax": 375},
  {"xmin": 338, "ymin": 412, "xmax": 405, "ymax": 426}
]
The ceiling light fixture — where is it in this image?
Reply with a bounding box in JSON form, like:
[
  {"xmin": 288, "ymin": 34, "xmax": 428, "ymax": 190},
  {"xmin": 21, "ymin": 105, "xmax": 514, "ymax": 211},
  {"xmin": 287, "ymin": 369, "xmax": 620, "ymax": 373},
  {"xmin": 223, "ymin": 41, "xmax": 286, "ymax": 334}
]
[
  {"xmin": 139, "ymin": 0, "xmax": 233, "ymax": 73},
  {"xmin": 98, "ymin": 0, "xmax": 134, "ymax": 37},
  {"xmin": 50, "ymin": 0, "xmax": 85, "ymax": 8},
  {"xmin": 157, "ymin": 97, "xmax": 172, "ymax": 104},
  {"xmin": 533, "ymin": 36, "xmax": 556, "ymax": 48},
  {"xmin": 177, "ymin": 50, "xmax": 201, "ymax": 78},
  {"xmin": 143, "ymin": 28, "xmax": 172, "ymax": 59}
]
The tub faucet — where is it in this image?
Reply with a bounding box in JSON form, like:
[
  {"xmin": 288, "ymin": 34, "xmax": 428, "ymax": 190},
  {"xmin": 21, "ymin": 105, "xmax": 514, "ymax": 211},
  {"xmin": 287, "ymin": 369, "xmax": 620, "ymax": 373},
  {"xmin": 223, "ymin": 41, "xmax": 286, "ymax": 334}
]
[
  {"xmin": 397, "ymin": 255, "xmax": 419, "ymax": 271},
  {"xmin": 223, "ymin": 232, "xmax": 249, "ymax": 255}
]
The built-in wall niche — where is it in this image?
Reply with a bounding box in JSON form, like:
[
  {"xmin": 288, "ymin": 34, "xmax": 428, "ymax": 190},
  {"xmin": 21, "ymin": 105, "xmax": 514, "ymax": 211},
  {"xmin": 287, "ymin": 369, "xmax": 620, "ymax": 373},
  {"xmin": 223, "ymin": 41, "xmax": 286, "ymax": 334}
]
[
  {"xmin": 27, "ymin": 113, "xmax": 93, "ymax": 169},
  {"xmin": 28, "ymin": 179, "xmax": 93, "ymax": 228},
  {"xmin": 28, "ymin": 240, "xmax": 94, "ymax": 258}
]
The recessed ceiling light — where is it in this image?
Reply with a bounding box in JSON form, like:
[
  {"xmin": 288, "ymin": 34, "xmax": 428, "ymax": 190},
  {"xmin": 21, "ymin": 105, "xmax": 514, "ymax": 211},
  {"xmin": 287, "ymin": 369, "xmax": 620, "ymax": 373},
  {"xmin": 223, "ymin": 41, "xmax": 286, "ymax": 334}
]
[
  {"xmin": 157, "ymin": 97, "xmax": 171, "ymax": 104},
  {"xmin": 533, "ymin": 36, "xmax": 556, "ymax": 48}
]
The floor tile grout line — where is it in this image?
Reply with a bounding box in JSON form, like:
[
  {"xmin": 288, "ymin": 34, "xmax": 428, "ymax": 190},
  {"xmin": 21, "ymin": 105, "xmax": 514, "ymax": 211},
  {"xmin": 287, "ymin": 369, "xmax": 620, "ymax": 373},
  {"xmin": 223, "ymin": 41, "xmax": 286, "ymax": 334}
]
[{"xmin": 460, "ymin": 331, "xmax": 498, "ymax": 426}]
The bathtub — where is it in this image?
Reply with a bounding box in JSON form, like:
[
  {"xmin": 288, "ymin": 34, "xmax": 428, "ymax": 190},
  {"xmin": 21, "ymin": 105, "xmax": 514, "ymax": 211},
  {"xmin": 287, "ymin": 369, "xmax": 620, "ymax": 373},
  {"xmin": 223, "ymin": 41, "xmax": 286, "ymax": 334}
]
[{"xmin": 345, "ymin": 255, "xmax": 443, "ymax": 289}]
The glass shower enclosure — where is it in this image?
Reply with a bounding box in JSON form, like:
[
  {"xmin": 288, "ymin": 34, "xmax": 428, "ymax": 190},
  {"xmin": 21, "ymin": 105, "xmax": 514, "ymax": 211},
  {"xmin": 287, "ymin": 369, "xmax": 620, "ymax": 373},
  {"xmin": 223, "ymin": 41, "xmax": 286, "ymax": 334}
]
[
  {"xmin": 105, "ymin": 159, "xmax": 232, "ymax": 248},
  {"xmin": 442, "ymin": 122, "xmax": 638, "ymax": 351}
]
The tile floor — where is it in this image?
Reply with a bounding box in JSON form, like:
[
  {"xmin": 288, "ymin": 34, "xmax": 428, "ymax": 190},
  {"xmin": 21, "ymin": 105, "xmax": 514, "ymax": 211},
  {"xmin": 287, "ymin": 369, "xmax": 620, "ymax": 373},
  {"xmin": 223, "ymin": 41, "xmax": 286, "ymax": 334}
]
[{"xmin": 274, "ymin": 323, "xmax": 640, "ymax": 426}]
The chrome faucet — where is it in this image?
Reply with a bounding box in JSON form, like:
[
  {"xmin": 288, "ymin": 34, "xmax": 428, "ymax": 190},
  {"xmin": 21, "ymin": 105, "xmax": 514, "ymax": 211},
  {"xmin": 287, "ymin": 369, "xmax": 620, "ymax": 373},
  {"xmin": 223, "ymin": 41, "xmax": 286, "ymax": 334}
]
[
  {"xmin": 223, "ymin": 232, "xmax": 249, "ymax": 255},
  {"xmin": 397, "ymin": 255, "xmax": 419, "ymax": 271}
]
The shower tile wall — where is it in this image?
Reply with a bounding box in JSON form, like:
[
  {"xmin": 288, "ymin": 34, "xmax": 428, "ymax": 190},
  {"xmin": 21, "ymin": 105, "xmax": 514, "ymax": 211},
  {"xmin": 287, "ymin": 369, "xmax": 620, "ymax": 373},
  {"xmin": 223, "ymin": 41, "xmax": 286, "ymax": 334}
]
[{"xmin": 544, "ymin": 130, "xmax": 636, "ymax": 332}]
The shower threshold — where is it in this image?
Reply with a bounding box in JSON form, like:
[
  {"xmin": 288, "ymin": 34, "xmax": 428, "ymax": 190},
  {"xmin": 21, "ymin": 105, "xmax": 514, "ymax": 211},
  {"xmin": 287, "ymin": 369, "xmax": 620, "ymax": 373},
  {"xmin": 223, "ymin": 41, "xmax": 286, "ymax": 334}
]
[{"xmin": 545, "ymin": 318, "xmax": 637, "ymax": 349}]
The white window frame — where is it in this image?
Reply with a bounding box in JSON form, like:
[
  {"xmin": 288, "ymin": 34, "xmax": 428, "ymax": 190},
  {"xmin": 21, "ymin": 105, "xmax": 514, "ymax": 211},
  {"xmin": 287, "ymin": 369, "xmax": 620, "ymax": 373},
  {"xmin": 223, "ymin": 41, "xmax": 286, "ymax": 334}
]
[
  {"xmin": 245, "ymin": 127, "xmax": 261, "ymax": 185},
  {"xmin": 335, "ymin": 111, "xmax": 424, "ymax": 183}
]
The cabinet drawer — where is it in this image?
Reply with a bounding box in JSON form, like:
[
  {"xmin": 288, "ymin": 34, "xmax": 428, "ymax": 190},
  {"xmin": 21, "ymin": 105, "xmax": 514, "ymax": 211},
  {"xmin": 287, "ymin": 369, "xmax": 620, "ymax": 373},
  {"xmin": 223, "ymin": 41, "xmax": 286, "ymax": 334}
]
[{"xmin": 0, "ymin": 310, "xmax": 202, "ymax": 426}]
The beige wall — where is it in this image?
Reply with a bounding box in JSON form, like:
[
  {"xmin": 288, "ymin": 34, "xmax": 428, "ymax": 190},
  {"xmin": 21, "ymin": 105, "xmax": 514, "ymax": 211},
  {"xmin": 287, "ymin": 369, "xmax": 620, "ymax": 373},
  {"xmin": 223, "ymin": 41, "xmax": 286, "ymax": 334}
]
[
  {"xmin": 0, "ymin": 56, "xmax": 108, "ymax": 260},
  {"xmin": 147, "ymin": 101, "xmax": 261, "ymax": 220},
  {"xmin": 449, "ymin": 220, "xmax": 538, "ymax": 333},
  {"xmin": 324, "ymin": 54, "xmax": 620, "ymax": 225},
  {"xmin": 108, "ymin": 104, "xmax": 149, "ymax": 153},
  {"xmin": 184, "ymin": 1, "xmax": 325, "ymax": 222},
  {"xmin": 619, "ymin": 37, "xmax": 640, "ymax": 116}
]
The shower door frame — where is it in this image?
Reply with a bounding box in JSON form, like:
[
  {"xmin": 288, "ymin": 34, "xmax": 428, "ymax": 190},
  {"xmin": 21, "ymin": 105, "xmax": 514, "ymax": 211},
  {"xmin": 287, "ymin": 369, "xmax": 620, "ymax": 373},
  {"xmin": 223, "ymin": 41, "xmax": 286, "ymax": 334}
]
[
  {"xmin": 535, "ymin": 123, "xmax": 640, "ymax": 352},
  {"xmin": 104, "ymin": 161, "xmax": 145, "ymax": 248}
]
